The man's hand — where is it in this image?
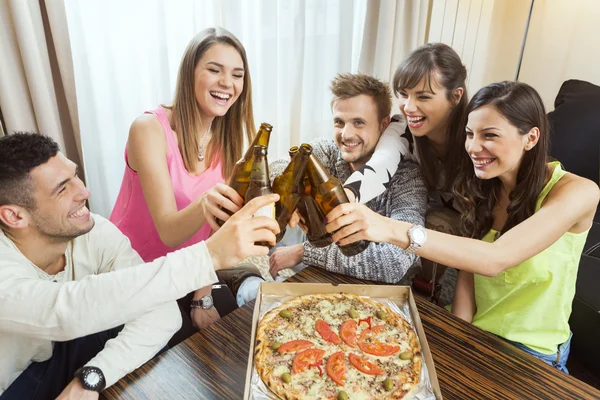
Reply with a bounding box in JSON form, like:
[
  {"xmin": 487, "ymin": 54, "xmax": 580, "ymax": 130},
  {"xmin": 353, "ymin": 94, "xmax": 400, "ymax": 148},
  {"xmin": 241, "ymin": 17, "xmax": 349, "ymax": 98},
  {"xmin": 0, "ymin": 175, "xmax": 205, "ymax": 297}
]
[
  {"xmin": 325, "ymin": 202, "xmax": 391, "ymax": 245},
  {"xmin": 344, "ymin": 188, "xmax": 356, "ymax": 203},
  {"xmin": 56, "ymin": 378, "xmax": 99, "ymax": 400},
  {"xmin": 269, "ymin": 244, "xmax": 304, "ymax": 279},
  {"xmin": 206, "ymin": 194, "xmax": 280, "ymax": 270},
  {"xmin": 190, "ymin": 307, "xmax": 221, "ymax": 330},
  {"xmin": 198, "ymin": 183, "xmax": 245, "ymax": 231},
  {"xmin": 288, "ymin": 210, "xmax": 308, "ymax": 232}
]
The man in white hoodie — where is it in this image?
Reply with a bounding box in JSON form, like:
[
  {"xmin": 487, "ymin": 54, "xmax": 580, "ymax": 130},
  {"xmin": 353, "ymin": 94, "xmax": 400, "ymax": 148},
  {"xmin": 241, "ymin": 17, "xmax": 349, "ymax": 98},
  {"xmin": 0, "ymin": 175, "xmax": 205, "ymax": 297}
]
[{"xmin": 0, "ymin": 132, "xmax": 279, "ymax": 399}]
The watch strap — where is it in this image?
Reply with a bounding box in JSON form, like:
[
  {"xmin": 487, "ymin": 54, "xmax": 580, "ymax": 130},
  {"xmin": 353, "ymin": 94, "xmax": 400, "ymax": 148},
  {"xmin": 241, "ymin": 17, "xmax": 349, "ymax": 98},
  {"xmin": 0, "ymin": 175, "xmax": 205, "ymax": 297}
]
[{"xmin": 405, "ymin": 243, "xmax": 419, "ymax": 254}]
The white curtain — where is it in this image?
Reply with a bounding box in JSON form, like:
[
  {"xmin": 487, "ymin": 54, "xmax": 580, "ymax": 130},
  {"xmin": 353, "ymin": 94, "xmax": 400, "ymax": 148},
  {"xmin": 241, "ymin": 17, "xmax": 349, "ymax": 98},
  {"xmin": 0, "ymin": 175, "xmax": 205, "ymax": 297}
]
[
  {"xmin": 0, "ymin": 0, "xmax": 83, "ymax": 172},
  {"xmin": 64, "ymin": 0, "xmax": 430, "ymax": 217}
]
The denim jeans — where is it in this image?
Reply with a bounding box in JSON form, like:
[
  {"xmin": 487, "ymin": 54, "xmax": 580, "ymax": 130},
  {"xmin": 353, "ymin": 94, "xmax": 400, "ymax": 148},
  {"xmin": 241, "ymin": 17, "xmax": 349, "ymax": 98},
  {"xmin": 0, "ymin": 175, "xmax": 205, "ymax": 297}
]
[
  {"xmin": 1, "ymin": 325, "xmax": 124, "ymax": 400},
  {"xmin": 503, "ymin": 332, "xmax": 572, "ymax": 374}
]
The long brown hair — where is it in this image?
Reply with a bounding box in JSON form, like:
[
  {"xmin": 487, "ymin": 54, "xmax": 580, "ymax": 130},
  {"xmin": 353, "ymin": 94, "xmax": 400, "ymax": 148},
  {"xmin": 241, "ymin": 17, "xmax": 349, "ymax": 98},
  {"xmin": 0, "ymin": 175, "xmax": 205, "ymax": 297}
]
[
  {"xmin": 453, "ymin": 81, "xmax": 550, "ymax": 239},
  {"xmin": 168, "ymin": 27, "xmax": 254, "ymax": 179},
  {"xmin": 392, "ymin": 43, "xmax": 468, "ymax": 191}
]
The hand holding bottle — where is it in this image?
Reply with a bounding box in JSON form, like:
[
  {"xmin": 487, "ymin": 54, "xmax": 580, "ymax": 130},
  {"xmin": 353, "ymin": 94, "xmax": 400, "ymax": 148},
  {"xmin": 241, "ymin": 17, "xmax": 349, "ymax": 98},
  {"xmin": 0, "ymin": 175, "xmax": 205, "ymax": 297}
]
[
  {"xmin": 199, "ymin": 183, "xmax": 244, "ymax": 231},
  {"xmin": 206, "ymin": 194, "xmax": 280, "ymax": 271}
]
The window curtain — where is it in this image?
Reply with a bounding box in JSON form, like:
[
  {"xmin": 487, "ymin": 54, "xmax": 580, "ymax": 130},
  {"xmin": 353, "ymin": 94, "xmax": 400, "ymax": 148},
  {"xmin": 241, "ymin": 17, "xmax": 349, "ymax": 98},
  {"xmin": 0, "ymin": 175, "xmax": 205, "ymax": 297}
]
[
  {"xmin": 0, "ymin": 0, "xmax": 83, "ymax": 178},
  {"xmin": 64, "ymin": 0, "xmax": 431, "ymax": 217}
]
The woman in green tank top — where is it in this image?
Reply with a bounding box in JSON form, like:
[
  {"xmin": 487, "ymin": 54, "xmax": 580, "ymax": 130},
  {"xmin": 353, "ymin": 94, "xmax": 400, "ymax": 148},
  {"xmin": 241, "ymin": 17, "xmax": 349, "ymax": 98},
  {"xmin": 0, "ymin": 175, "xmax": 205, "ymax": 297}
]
[{"xmin": 324, "ymin": 81, "xmax": 599, "ymax": 372}]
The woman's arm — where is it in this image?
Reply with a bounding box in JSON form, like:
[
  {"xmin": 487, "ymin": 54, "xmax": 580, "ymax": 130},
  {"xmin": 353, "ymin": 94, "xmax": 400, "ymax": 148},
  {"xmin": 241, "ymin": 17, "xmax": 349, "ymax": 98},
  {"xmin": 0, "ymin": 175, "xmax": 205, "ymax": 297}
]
[
  {"xmin": 343, "ymin": 117, "xmax": 414, "ymax": 203},
  {"xmin": 328, "ymin": 173, "xmax": 599, "ymax": 276},
  {"xmin": 127, "ymin": 114, "xmax": 242, "ymax": 248},
  {"xmin": 452, "ymin": 271, "xmax": 476, "ymax": 322}
]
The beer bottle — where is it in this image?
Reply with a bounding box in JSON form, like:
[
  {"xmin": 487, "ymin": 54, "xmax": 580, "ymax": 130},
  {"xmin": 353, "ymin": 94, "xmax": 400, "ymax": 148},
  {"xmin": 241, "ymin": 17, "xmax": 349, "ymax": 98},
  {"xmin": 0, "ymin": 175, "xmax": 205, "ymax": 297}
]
[
  {"xmin": 305, "ymin": 152, "xmax": 370, "ymax": 256},
  {"xmin": 298, "ymin": 180, "xmax": 333, "ymax": 247},
  {"xmin": 217, "ymin": 122, "xmax": 272, "ymax": 226},
  {"xmin": 245, "ymin": 145, "xmax": 276, "ymax": 248},
  {"xmin": 272, "ymin": 144, "xmax": 312, "ymax": 242},
  {"xmin": 287, "ymin": 146, "xmax": 332, "ymax": 247}
]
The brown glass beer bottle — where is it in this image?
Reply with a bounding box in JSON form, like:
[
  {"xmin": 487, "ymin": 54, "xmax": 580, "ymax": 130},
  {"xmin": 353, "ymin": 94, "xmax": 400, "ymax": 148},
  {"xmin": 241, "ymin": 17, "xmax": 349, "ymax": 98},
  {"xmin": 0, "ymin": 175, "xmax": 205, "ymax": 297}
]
[
  {"xmin": 272, "ymin": 144, "xmax": 312, "ymax": 242},
  {"xmin": 245, "ymin": 145, "xmax": 276, "ymax": 248},
  {"xmin": 305, "ymin": 152, "xmax": 370, "ymax": 256},
  {"xmin": 217, "ymin": 122, "xmax": 272, "ymax": 226}
]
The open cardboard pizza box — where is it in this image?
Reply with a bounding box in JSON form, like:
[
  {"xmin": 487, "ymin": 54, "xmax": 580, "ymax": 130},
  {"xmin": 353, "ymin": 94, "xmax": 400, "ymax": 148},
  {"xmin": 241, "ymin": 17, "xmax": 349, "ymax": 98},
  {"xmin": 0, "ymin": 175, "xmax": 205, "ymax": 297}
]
[{"xmin": 244, "ymin": 282, "xmax": 443, "ymax": 399}]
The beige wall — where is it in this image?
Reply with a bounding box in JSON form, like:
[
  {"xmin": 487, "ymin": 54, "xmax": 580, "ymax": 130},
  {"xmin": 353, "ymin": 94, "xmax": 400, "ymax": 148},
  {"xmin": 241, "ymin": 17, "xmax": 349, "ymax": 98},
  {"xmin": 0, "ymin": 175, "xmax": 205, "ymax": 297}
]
[
  {"xmin": 428, "ymin": 0, "xmax": 530, "ymax": 94},
  {"xmin": 518, "ymin": 0, "xmax": 600, "ymax": 111},
  {"xmin": 429, "ymin": 0, "xmax": 600, "ymax": 111}
]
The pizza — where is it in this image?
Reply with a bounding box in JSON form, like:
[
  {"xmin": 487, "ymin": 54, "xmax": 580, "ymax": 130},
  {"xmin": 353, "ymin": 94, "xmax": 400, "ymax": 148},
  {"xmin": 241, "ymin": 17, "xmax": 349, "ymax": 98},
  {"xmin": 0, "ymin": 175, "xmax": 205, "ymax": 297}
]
[{"xmin": 254, "ymin": 293, "xmax": 422, "ymax": 399}]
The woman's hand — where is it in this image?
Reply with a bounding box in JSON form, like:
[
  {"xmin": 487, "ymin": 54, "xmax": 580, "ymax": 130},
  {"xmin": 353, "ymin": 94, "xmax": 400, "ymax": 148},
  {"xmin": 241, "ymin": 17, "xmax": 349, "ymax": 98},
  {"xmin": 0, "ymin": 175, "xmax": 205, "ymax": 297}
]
[
  {"xmin": 325, "ymin": 203, "xmax": 392, "ymax": 245},
  {"xmin": 199, "ymin": 183, "xmax": 244, "ymax": 231}
]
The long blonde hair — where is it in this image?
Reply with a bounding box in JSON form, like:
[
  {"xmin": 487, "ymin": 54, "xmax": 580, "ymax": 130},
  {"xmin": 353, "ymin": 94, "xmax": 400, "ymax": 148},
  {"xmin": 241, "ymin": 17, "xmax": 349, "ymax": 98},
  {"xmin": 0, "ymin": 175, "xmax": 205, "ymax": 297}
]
[{"xmin": 168, "ymin": 27, "xmax": 254, "ymax": 179}]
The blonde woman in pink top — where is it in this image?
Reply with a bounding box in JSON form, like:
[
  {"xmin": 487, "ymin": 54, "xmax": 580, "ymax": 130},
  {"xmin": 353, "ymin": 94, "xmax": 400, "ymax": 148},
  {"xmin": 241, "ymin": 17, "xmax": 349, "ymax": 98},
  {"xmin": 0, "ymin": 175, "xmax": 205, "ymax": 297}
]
[{"xmin": 110, "ymin": 27, "xmax": 255, "ymax": 335}]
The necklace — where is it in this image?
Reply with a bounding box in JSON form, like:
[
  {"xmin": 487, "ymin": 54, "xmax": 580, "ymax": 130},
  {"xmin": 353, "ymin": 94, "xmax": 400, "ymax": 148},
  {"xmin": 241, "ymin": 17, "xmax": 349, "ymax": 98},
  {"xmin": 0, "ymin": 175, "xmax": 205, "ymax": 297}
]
[{"xmin": 198, "ymin": 121, "xmax": 212, "ymax": 162}]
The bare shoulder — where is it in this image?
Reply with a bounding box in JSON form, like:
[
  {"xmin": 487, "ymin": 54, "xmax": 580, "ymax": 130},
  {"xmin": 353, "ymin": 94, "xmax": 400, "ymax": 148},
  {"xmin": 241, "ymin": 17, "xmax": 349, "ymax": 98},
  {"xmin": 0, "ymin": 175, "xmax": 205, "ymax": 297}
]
[
  {"xmin": 129, "ymin": 113, "xmax": 165, "ymax": 142},
  {"xmin": 548, "ymin": 171, "xmax": 600, "ymax": 211},
  {"xmin": 128, "ymin": 113, "xmax": 168, "ymax": 154}
]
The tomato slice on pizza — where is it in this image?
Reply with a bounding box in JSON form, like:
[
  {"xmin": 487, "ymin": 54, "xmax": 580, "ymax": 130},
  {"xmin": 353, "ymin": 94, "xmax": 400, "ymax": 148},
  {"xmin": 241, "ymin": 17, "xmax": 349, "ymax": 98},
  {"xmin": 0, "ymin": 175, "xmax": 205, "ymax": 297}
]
[
  {"xmin": 339, "ymin": 320, "xmax": 358, "ymax": 347},
  {"xmin": 326, "ymin": 351, "xmax": 346, "ymax": 386},
  {"xmin": 315, "ymin": 320, "xmax": 341, "ymax": 344},
  {"xmin": 348, "ymin": 353, "xmax": 386, "ymax": 375},
  {"xmin": 358, "ymin": 324, "xmax": 386, "ymax": 343},
  {"xmin": 277, "ymin": 339, "xmax": 314, "ymax": 354},
  {"xmin": 358, "ymin": 341, "xmax": 400, "ymax": 356},
  {"xmin": 292, "ymin": 348, "xmax": 326, "ymax": 374}
]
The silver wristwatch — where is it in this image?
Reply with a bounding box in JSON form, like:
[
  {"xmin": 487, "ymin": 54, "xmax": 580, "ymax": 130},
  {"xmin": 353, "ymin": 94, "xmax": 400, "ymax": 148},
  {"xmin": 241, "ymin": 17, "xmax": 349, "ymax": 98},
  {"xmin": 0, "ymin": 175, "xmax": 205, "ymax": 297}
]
[
  {"xmin": 405, "ymin": 224, "xmax": 427, "ymax": 254},
  {"xmin": 191, "ymin": 295, "xmax": 214, "ymax": 310}
]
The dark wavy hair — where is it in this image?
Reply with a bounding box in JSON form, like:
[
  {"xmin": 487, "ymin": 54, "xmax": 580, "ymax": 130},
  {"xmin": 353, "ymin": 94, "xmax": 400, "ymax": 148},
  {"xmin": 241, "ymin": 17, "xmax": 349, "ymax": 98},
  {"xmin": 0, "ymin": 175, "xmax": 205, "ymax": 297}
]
[
  {"xmin": 453, "ymin": 81, "xmax": 550, "ymax": 239},
  {"xmin": 0, "ymin": 132, "xmax": 60, "ymax": 210},
  {"xmin": 392, "ymin": 43, "xmax": 468, "ymax": 191}
]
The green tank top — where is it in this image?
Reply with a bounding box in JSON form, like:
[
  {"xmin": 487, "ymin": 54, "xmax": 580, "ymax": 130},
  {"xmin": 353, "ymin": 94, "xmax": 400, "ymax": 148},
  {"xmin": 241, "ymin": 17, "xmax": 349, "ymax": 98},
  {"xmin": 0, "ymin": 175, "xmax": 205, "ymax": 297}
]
[{"xmin": 472, "ymin": 162, "xmax": 589, "ymax": 355}]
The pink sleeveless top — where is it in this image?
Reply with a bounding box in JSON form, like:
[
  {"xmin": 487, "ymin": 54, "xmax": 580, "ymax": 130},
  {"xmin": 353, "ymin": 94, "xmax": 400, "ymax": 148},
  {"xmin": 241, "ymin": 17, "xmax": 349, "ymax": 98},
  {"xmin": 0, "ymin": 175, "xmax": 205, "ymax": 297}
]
[{"xmin": 110, "ymin": 106, "xmax": 224, "ymax": 262}]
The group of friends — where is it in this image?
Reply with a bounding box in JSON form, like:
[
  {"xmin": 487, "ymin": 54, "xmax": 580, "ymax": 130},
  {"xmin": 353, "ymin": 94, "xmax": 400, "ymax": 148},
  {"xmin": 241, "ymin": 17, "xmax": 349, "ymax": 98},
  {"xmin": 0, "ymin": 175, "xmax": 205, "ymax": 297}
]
[{"xmin": 0, "ymin": 26, "xmax": 598, "ymax": 399}]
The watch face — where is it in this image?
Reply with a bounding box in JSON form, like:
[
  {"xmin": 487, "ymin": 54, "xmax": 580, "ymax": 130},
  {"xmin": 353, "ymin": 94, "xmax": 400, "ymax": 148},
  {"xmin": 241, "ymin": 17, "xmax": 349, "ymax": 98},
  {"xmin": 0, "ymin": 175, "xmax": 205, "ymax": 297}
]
[
  {"xmin": 86, "ymin": 371, "xmax": 101, "ymax": 387},
  {"xmin": 202, "ymin": 295, "xmax": 214, "ymax": 309},
  {"xmin": 410, "ymin": 226, "xmax": 427, "ymax": 245},
  {"xmin": 413, "ymin": 229, "xmax": 426, "ymax": 243}
]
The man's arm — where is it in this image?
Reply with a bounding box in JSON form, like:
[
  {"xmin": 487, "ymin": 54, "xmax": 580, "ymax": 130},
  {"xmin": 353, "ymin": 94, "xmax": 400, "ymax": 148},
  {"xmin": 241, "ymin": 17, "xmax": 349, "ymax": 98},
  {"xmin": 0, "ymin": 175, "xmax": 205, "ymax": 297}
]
[
  {"xmin": 302, "ymin": 162, "xmax": 427, "ymax": 283},
  {"xmin": 79, "ymin": 216, "xmax": 182, "ymax": 388},
  {"xmin": 0, "ymin": 242, "xmax": 213, "ymax": 342}
]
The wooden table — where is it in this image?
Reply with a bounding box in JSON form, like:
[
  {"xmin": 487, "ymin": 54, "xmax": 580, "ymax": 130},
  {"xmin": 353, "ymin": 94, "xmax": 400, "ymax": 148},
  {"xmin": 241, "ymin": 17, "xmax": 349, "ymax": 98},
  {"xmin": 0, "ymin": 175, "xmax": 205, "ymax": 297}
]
[{"xmin": 104, "ymin": 267, "xmax": 600, "ymax": 399}]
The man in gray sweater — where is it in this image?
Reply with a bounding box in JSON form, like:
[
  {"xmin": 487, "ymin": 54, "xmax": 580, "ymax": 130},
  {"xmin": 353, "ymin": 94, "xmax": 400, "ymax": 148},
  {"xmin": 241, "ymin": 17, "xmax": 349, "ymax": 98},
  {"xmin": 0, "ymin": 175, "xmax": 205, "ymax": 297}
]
[{"xmin": 268, "ymin": 73, "xmax": 427, "ymax": 284}]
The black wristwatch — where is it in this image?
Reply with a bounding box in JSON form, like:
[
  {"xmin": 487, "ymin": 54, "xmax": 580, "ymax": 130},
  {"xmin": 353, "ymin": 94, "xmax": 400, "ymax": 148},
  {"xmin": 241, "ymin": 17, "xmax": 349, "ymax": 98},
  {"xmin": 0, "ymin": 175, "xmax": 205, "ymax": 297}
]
[
  {"xmin": 190, "ymin": 294, "xmax": 214, "ymax": 310},
  {"xmin": 75, "ymin": 366, "xmax": 106, "ymax": 392}
]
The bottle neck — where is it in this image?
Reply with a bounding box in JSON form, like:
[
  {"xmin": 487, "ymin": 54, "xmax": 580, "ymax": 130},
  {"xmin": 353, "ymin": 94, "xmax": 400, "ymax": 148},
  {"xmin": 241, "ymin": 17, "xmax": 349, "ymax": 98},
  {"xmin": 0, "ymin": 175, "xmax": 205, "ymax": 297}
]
[
  {"xmin": 249, "ymin": 146, "xmax": 270, "ymax": 185},
  {"xmin": 306, "ymin": 153, "xmax": 332, "ymax": 187},
  {"xmin": 244, "ymin": 124, "xmax": 272, "ymax": 161}
]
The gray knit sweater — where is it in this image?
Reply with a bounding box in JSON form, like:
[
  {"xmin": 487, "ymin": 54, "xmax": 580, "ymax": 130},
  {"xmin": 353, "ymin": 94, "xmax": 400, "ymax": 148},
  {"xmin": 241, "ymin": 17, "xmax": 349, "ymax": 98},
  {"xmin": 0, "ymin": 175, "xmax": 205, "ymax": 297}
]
[{"xmin": 269, "ymin": 138, "xmax": 427, "ymax": 284}]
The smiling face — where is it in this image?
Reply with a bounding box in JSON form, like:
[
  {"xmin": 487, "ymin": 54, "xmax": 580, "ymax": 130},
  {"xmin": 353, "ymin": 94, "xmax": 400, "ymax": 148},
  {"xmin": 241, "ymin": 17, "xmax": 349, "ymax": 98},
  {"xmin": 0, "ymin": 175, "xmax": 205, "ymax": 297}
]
[
  {"xmin": 398, "ymin": 74, "xmax": 460, "ymax": 142},
  {"xmin": 465, "ymin": 104, "xmax": 539, "ymax": 182},
  {"xmin": 333, "ymin": 94, "xmax": 386, "ymax": 171},
  {"xmin": 194, "ymin": 43, "xmax": 245, "ymax": 118},
  {"xmin": 25, "ymin": 153, "xmax": 94, "ymax": 241}
]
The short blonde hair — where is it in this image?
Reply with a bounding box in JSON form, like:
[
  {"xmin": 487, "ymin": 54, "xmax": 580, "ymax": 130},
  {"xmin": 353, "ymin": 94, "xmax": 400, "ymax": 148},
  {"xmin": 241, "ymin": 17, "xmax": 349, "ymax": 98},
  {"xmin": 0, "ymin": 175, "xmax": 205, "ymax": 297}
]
[{"xmin": 330, "ymin": 73, "xmax": 392, "ymax": 121}]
